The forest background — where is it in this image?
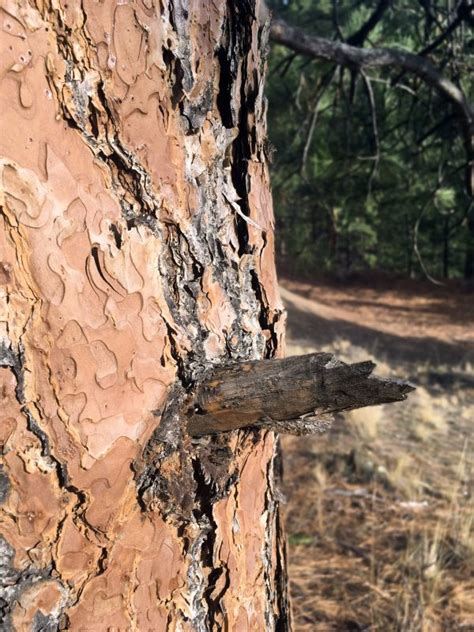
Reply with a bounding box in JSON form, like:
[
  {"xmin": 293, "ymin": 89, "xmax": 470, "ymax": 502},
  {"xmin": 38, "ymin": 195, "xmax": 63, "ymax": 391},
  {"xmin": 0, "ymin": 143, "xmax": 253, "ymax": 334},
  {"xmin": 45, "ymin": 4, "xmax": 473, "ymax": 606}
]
[{"xmin": 266, "ymin": 0, "xmax": 474, "ymax": 282}]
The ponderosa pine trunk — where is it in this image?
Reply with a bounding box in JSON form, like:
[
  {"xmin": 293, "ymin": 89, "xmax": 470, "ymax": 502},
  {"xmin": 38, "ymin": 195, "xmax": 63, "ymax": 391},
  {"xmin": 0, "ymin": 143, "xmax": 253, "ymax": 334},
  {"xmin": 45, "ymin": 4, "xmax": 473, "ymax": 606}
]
[{"xmin": 0, "ymin": 1, "xmax": 291, "ymax": 629}]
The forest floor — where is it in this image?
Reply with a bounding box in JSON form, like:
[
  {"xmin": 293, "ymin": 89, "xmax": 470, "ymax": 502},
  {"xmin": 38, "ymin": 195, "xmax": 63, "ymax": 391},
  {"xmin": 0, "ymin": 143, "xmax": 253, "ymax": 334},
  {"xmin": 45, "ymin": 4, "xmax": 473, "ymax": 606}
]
[{"xmin": 279, "ymin": 276, "xmax": 474, "ymax": 631}]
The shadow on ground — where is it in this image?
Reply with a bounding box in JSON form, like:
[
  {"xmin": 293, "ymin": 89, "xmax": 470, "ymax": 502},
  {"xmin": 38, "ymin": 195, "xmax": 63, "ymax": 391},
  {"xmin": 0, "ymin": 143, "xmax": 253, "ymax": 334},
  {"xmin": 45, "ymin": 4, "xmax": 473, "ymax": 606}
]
[{"xmin": 281, "ymin": 284, "xmax": 474, "ymax": 372}]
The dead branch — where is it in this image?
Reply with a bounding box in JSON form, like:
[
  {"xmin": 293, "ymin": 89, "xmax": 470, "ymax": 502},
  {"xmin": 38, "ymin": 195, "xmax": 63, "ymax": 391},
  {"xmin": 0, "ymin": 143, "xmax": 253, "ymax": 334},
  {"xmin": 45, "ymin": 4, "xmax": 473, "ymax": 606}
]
[
  {"xmin": 360, "ymin": 69, "xmax": 380, "ymax": 194},
  {"xmin": 186, "ymin": 353, "xmax": 414, "ymax": 436},
  {"xmin": 300, "ymin": 66, "xmax": 338, "ymax": 176}
]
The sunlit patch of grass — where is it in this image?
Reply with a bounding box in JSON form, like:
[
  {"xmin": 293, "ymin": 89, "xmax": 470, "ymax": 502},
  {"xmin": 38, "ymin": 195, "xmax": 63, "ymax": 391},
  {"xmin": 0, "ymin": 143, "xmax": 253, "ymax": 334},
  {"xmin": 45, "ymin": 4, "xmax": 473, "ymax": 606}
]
[
  {"xmin": 347, "ymin": 406, "xmax": 383, "ymax": 442},
  {"xmin": 386, "ymin": 453, "xmax": 425, "ymax": 498},
  {"xmin": 409, "ymin": 387, "xmax": 448, "ymax": 442},
  {"xmin": 450, "ymin": 582, "xmax": 474, "ymax": 626}
]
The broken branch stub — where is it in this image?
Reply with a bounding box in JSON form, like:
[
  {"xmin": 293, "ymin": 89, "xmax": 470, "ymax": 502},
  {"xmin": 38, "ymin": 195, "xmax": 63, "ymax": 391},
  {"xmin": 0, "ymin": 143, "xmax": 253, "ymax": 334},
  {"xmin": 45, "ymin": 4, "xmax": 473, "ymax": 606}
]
[{"xmin": 186, "ymin": 352, "xmax": 414, "ymax": 436}]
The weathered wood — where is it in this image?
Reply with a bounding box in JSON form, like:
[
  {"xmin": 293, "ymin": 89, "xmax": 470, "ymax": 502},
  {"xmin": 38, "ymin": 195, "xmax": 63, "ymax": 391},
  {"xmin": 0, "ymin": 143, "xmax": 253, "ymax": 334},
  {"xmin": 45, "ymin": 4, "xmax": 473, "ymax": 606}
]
[{"xmin": 187, "ymin": 353, "xmax": 414, "ymax": 436}]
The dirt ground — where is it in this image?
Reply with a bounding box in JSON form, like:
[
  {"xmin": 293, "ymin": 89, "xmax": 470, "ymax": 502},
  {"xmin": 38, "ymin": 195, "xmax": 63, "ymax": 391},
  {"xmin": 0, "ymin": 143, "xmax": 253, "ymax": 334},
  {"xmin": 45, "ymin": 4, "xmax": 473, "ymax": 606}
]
[{"xmin": 279, "ymin": 276, "xmax": 474, "ymax": 631}]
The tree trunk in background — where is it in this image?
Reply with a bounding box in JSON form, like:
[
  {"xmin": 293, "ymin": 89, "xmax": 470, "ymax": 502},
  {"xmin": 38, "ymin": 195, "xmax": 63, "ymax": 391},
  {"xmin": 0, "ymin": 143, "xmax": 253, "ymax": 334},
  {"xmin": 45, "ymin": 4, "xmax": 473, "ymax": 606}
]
[
  {"xmin": 442, "ymin": 216, "xmax": 450, "ymax": 279},
  {"xmin": 0, "ymin": 1, "xmax": 290, "ymax": 629},
  {"xmin": 465, "ymin": 214, "xmax": 474, "ymax": 280}
]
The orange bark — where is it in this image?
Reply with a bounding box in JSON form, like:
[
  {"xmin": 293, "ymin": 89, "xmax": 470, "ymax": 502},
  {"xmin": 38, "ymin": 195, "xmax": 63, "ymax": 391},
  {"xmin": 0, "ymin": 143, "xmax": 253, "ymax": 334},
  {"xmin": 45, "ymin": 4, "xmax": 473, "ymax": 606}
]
[{"xmin": 0, "ymin": 0, "xmax": 289, "ymax": 629}]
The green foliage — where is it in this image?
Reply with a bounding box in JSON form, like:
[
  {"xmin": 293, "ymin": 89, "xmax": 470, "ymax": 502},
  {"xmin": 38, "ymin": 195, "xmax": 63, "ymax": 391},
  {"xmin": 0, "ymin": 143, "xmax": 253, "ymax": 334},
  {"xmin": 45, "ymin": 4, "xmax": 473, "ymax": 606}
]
[
  {"xmin": 288, "ymin": 532, "xmax": 314, "ymax": 546},
  {"xmin": 267, "ymin": 0, "xmax": 474, "ymax": 279}
]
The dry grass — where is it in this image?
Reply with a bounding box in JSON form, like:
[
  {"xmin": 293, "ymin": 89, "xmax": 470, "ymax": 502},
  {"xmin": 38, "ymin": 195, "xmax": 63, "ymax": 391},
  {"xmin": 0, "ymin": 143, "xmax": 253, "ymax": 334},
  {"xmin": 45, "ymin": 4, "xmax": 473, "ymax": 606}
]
[{"xmin": 281, "ymin": 280, "xmax": 474, "ymax": 631}]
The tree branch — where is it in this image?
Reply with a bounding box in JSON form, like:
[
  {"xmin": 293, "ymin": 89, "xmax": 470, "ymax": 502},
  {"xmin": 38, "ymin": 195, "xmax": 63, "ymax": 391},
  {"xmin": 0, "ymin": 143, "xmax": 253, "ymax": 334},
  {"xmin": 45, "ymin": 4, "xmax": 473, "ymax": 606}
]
[
  {"xmin": 186, "ymin": 353, "xmax": 414, "ymax": 436},
  {"xmin": 417, "ymin": 13, "xmax": 462, "ymax": 58},
  {"xmin": 360, "ymin": 69, "xmax": 380, "ymax": 194},
  {"xmin": 331, "ymin": 0, "xmax": 344, "ymax": 42},
  {"xmin": 300, "ymin": 66, "xmax": 338, "ymax": 176},
  {"xmin": 269, "ymin": 16, "xmax": 474, "ymax": 196},
  {"xmin": 346, "ymin": 0, "xmax": 392, "ymax": 47},
  {"xmin": 390, "ymin": 2, "xmax": 471, "ymax": 88}
]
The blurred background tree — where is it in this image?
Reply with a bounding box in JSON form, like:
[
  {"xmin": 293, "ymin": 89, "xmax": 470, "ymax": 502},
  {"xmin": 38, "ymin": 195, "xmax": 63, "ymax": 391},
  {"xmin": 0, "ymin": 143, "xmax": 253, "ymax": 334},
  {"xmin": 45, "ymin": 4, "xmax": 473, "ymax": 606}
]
[{"xmin": 266, "ymin": 0, "xmax": 474, "ymax": 280}]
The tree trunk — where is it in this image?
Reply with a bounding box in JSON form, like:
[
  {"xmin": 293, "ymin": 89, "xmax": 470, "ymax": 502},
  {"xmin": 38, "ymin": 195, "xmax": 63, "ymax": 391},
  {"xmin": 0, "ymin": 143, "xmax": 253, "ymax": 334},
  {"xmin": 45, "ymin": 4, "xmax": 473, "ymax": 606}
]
[
  {"xmin": 465, "ymin": 213, "xmax": 474, "ymax": 280},
  {"xmin": 0, "ymin": 1, "xmax": 290, "ymax": 629},
  {"xmin": 443, "ymin": 215, "xmax": 450, "ymax": 279}
]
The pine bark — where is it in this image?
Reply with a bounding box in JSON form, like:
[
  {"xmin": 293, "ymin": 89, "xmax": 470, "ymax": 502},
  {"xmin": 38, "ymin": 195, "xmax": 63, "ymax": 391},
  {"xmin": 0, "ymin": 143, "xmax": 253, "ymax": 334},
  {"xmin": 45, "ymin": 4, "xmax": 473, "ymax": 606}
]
[{"xmin": 0, "ymin": 1, "xmax": 290, "ymax": 629}]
